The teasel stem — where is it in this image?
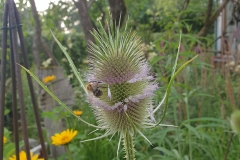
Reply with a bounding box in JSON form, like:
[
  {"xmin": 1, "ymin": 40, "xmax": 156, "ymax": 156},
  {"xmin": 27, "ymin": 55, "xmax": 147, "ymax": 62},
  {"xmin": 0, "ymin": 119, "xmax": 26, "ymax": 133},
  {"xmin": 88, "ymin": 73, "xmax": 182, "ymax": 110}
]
[{"xmin": 123, "ymin": 132, "xmax": 135, "ymax": 160}]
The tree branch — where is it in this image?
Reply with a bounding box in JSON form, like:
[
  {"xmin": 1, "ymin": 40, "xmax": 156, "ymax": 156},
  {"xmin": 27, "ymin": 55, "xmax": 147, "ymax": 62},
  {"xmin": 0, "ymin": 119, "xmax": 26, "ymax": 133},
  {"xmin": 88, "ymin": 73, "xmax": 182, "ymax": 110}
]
[
  {"xmin": 209, "ymin": 0, "xmax": 230, "ymax": 23},
  {"xmin": 205, "ymin": 0, "xmax": 213, "ymax": 24},
  {"xmin": 178, "ymin": 0, "xmax": 190, "ymax": 20},
  {"xmin": 29, "ymin": 0, "xmax": 58, "ymax": 66},
  {"xmin": 108, "ymin": 0, "xmax": 127, "ymax": 27},
  {"xmin": 182, "ymin": 0, "xmax": 190, "ymax": 11},
  {"xmin": 224, "ymin": 133, "xmax": 234, "ymax": 160},
  {"xmin": 73, "ymin": 0, "xmax": 96, "ymax": 45},
  {"xmin": 197, "ymin": 0, "xmax": 230, "ymax": 37},
  {"xmin": 87, "ymin": 0, "xmax": 95, "ymax": 9}
]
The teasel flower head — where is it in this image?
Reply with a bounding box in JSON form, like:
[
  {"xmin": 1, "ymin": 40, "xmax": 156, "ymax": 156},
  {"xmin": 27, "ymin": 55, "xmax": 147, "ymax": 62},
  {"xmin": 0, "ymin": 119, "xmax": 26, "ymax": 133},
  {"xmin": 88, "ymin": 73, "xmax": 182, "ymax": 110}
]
[{"xmin": 86, "ymin": 21, "xmax": 158, "ymax": 159}]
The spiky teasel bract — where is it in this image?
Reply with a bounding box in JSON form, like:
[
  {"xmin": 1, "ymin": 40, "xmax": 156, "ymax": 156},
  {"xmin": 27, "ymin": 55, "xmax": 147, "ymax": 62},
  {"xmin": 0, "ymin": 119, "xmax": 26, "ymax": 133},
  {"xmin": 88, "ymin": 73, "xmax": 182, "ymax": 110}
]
[{"xmin": 86, "ymin": 20, "xmax": 158, "ymax": 159}]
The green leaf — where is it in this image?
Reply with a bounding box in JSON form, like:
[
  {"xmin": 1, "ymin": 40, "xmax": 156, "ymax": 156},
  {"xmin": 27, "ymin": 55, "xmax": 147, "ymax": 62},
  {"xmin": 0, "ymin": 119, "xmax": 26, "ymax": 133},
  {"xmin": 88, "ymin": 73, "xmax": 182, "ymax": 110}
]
[
  {"xmin": 182, "ymin": 117, "xmax": 229, "ymax": 125},
  {"xmin": 3, "ymin": 141, "xmax": 24, "ymax": 159},
  {"xmin": 50, "ymin": 31, "xmax": 88, "ymax": 94},
  {"xmin": 3, "ymin": 143, "xmax": 15, "ymax": 158},
  {"xmin": 18, "ymin": 64, "xmax": 99, "ymax": 129},
  {"xmin": 157, "ymin": 127, "xmax": 175, "ymax": 145},
  {"xmin": 154, "ymin": 31, "xmax": 198, "ymax": 127},
  {"xmin": 154, "ymin": 147, "xmax": 175, "ymax": 158},
  {"xmin": 4, "ymin": 108, "xmax": 10, "ymax": 115},
  {"xmin": 150, "ymin": 56, "xmax": 165, "ymax": 66},
  {"xmin": 41, "ymin": 111, "xmax": 57, "ymax": 120},
  {"xmin": 182, "ymin": 124, "xmax": 201, "ymax": 138}
]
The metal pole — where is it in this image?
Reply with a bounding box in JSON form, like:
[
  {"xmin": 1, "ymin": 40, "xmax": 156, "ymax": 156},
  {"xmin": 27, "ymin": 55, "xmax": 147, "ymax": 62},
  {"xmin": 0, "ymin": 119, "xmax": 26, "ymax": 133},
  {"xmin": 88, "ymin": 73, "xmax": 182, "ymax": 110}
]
[
  {"xmin": 13, "ymin": 2, "xmax": 48, "ymax": 159},
  {"xmin": 8, "ymin": 0, "xmax": 31, "ymax": 159},
  {"xmin": 9, "ymin": 21, "xmax": 20, "ymax": 160},
  {"xmin": 0, "ymin": 1, "xmax": 9, "ymax": 159}
]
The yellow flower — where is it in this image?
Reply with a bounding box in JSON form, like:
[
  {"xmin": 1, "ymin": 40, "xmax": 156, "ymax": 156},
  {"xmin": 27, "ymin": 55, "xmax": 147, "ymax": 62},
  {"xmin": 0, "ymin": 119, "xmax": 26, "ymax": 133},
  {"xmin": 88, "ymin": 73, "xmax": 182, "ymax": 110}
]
[
  {"xmin": 51, "ymin": 129, "xmax": 78, "ymax": 146},
  {"xmin": 73, "ymin": 110, "xmax": 82, "ymax": 116},
  {"xmin": 8, "ymin": 151, "xmax": 44, "ymax": 160},
  {"xmin": 42, "ymin": 75, "xmax": 56, "ymax": 83},
  {"xmin": 3, "ymin": 136, "xmax": 7, "ymax": 144}
]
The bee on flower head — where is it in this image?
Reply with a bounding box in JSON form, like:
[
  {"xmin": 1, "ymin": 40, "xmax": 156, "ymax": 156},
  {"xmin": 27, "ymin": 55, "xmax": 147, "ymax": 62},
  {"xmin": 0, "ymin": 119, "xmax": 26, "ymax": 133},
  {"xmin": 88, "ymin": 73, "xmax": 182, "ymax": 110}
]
[
  {"xmin": 86, "ymin": 81, "xmax": 103, "ymax": 97},
  {"xmin": 86, "ymin": 81, "xmax": 111, "ymax": 103}
]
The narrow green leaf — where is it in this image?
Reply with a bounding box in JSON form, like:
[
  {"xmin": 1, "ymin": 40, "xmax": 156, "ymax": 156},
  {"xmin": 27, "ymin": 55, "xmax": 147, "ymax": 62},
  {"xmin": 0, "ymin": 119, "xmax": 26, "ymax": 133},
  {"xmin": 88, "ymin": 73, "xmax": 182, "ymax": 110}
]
[
  {"xmin": 50, "ymin": 31, "xmax": 88, "ymax": 94},
  {"xmin": 182, "ymin": 124, "xmax": 201, "ymax": 138},
  {"xmin": 18, "ymin": 64, "xmax": 100, "ymax": 129},
  {"xmin": 154, "ymin": 54, "xmax": 198, "ymax": 127},
  {"xmin": 154, "ymin": 147, "xmax": 175, "ymax": 157},
  {"xmin": 182, "ymin": 117, "xmax": 229, "ymax": 125}
]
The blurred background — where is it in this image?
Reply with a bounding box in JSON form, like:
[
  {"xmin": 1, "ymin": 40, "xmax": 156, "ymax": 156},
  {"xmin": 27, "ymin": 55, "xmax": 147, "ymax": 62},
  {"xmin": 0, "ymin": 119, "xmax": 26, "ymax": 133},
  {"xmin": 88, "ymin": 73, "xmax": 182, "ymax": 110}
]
[{"xmin": 1, "ymin": 0, "xmax": 240, "ymax": 159}]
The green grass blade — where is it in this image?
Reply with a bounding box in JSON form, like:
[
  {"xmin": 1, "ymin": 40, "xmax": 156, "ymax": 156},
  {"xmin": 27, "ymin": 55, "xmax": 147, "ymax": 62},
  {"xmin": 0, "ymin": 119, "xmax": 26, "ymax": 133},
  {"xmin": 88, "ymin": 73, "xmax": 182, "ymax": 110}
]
[
  {"xmin": 153, "ymin": 32, "xmax": 182, "ymax": 113},
  {"xmin": 182, "ymin": 117, "xmax": 229, "ymax": 125},
  {"xmin": 154, "ymin": 54, "xmax": 198, "ymax": 128},
  {"xmin": 182, "ymin": 124, "xmax": 201, "ymax": 138},
  {"xmin": 50, "ymin": 31, "xmax": 88, "ymax": 94}
]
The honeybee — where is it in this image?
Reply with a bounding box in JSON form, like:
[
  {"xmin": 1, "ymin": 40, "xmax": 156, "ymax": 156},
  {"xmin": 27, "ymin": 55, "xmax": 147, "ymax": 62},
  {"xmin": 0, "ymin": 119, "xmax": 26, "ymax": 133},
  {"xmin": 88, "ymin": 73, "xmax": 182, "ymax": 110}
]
[{"xmin": 86, "ymin": 81, "xmax": 103, "ymax": 97}]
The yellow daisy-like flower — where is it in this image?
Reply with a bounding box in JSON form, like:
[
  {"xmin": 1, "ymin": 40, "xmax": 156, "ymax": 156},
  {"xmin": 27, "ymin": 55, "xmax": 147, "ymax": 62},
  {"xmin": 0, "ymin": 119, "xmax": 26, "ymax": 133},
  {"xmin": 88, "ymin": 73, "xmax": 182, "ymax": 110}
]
[
  {"xmin": 42, "ymin": 75, "xmax": 56, "ymax": 83},
  {"xmin": 51, "ymin": 129, "xmax": 78, "ymax": 146},
  {"xmin": 8, "ymin": 151, "xmax": 44, "ymax": 160},
  {"xmin": 73, "ymin": 110, "xmax": 82, "ymax": 116},
  {"xmin": 3, "ymin": 136, "xmax": 7, "ymax": 144}
]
